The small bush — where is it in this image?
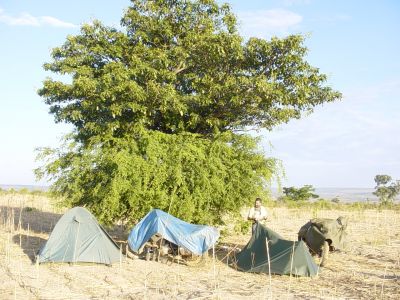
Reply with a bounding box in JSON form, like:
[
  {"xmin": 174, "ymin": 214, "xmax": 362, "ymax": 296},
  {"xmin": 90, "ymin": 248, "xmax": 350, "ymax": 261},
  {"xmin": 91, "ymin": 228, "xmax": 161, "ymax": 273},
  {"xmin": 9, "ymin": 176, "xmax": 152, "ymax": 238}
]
[
  {"xmin": 24, "ymin": 207, "xmax": 38, "ymax": 212},
  {"xmin": 331, "ymin": 197, "xmax": 340, "ymax": 203},
  {"xmin": 234, "ymin": 219, "xmax": 251, "ymax": 234},
  {"xmin": 314, "ymin": 198, "xmax": 333, "ymax": 209}
]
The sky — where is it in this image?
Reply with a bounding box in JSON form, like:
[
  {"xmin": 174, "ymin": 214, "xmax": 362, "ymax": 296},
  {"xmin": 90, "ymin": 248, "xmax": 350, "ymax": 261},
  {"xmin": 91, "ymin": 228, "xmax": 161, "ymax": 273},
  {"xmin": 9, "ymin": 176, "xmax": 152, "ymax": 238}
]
[{"xmin": 0, "ymin": 0, "xmax": 399, "ymax": 188}]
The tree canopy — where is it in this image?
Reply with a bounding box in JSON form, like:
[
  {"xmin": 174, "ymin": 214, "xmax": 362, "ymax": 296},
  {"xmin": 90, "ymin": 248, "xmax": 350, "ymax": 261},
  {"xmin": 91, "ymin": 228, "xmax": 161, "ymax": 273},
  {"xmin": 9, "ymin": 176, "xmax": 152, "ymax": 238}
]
[
  {"xmin": 281, "ymin": 185, "xmax": 319, "ymax": 202},
  {"xmin": 373, "ymin": 175, "xmax": 400, "ymax": 204},
  {"xmin": 37, "ymin": 0, "xmax": 341, "ymax": 225}
]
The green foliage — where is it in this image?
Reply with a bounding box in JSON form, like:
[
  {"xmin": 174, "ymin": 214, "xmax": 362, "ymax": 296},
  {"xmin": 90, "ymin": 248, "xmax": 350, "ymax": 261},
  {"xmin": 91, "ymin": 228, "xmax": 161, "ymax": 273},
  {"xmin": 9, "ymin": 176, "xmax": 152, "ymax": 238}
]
[
  {"xmin": 31, "ymin": 190, "xmax": 48, "ymax": 196},
  {"xmin": 262, "ymin": 198, "xmax": 400, "ymax": 211},
  {"xmin": 373, "ymin": 174, "xmax": 400, "ymax": 204},
  {"xmin": 38, "ymin": 0, "xmax": 340, "ymax": 143},
  {"xmin": 36, "ymin": 0, "xmax": 341, "ymax": 225},
  {"xmin": 331, "ymin": 197, "xmax": 340, "ymax": 203},
  {"xmin": 19, "ymin": 188, "xmax": 30, "ymax": 194},
  {"xmin": 374, "ymin": 175, "xmax": 392, "ymax": 186},
  {"xmin": 281, "ymin": 185, "xmax": 319, "ymax": 202},
  {"xmin": 233, "ymin": 218, "xmax": 251, "ymax": 235},
  {"xmin": 313, "ymin": 198, "xmax": 333, "ymax": 209},
  {"xmin": 37, "ymin": 131, "xmax": 277, "ymax": 225}
]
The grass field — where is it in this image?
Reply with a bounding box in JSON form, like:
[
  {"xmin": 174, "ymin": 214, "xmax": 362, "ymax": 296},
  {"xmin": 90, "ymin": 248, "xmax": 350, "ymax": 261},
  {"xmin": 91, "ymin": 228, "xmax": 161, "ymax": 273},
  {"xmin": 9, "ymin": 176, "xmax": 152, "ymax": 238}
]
[{"xmin": 0, "ymin": 193, "xmax": 399, "ymax": 299}]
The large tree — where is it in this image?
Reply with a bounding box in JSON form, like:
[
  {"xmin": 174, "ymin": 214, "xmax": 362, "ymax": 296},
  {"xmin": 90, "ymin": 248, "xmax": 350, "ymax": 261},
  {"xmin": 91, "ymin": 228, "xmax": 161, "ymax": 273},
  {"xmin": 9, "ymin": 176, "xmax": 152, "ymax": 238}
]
[{"xmin": 37, "ymin": 0, "xmax": 341, "ymax": 225}]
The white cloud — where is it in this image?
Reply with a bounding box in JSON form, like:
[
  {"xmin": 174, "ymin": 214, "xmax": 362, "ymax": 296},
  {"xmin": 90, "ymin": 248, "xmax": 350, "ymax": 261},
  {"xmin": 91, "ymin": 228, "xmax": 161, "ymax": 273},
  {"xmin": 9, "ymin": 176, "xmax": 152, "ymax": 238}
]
[
  {"xmin": 0, "ymin": 7, "xmax": 77, "ymax": 28},
  {"xmin": 237, "ymin": 9, "xmax": 303, "ymax": 38},
  {"xmin": 0, "ymin": 11, "xmax": 39, "ymax": 26},
  {"xmin": 39, "ymin": 16, "xmax": 77, "ymax": 28}
]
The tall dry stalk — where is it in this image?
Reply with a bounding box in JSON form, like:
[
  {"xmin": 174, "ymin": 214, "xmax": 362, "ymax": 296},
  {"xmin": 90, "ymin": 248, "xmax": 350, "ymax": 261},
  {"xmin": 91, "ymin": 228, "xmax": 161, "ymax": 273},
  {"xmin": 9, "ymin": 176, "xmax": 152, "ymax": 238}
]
[
  {"xmin": 119, "ymin": 244, "xmax": 122, "ymax": 270},
  {"xmin": 212, "ymin": 244, "xmax": 218, "ymax": 296},
  {"xmin": 287, "ymin": 240, "xmax": 296, "ymax": 296},
  {"xmin": 14, "ymin": 280, "xmax": 17, "ymax": 300},
  {"xmin": 27, "ymin": 223, "xmax": 30, "ymax": 244},
  {"xmin": 380, "ymin": 264, "xmax": 388, "ymax": 299},
  {"xmin": 18, "ymin": 200, "xmax": 23, "ymax": 233},
  {"xmin": 265, "ymin": 237, "xmax": 272, "ymax": 299}
]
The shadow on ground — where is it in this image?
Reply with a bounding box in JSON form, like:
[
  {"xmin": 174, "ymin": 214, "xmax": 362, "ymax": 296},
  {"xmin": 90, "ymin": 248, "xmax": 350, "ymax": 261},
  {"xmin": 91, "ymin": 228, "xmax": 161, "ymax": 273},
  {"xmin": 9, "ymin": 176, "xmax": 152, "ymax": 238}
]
[
  {"xmin": 213, "ymin": 241, "xmax": 246, "ymax": 268},
  {"xmin": 12, "ymin": 233, "xmax": 47, "ymax": 262},
  {"xmin": 0, "ymin": 206, "xmax": 62, "ymax": 234}
]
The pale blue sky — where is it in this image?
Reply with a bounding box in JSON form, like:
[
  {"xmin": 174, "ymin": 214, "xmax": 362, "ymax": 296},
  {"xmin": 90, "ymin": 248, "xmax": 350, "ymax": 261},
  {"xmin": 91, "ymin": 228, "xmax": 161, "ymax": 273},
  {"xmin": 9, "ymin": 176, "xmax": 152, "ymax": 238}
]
[{"xmin": 0, "ymin": 0, "xmax": 399, "ymax": 188}]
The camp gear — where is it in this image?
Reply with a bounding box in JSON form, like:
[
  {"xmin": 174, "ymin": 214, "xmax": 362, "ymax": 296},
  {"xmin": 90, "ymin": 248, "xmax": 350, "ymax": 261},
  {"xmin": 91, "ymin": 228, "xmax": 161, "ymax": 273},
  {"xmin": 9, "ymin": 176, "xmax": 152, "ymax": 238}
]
[
  {"xmin": 234, "ymin": 223, "xmax": 318, "ymax": 277},
  {"xmin": 37, "ymin": 207, "xmax": 121, "ymax": 265},
  {"xmin": 127, "ymin": 209, "xmax": 219, "ymax": 256}
]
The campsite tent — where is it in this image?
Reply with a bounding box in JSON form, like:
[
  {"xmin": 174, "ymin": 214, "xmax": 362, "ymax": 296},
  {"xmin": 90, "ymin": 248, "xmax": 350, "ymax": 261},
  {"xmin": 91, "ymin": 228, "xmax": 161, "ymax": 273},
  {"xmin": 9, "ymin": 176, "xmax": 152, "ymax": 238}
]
[
  {"xmin": 37, "ymin": 207, "xmax": 121, "ymax": 265},
  {"xmin": 234, "ymin": 223, "xmax": 318, "ymax": 277},
  {"xmin": 128, "ymin": 209, "xmax": 219, "ymax": 255}
]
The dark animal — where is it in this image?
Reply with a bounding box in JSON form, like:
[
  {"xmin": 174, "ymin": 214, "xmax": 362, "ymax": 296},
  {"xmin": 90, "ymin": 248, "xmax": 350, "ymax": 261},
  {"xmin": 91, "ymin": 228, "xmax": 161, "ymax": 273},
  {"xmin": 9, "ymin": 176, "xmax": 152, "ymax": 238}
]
[{"xmin": 298, "ymin": 216, "xmax": 348, "ymax": 266}]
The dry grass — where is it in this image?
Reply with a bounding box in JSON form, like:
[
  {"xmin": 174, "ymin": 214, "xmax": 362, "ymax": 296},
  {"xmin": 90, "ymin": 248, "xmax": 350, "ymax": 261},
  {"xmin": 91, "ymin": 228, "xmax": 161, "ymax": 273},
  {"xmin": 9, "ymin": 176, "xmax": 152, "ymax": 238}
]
[{"xmin": 0, "ymin": 194, "xmax": 399, "ymax": 299}]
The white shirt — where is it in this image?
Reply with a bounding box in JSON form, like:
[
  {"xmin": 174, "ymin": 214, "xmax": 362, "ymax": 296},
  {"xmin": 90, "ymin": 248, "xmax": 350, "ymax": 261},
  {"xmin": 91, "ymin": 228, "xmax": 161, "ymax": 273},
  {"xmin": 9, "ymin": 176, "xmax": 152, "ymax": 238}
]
[{"xmin": 248, "ymin": 206, "xmax": 268, "ymax": 221}]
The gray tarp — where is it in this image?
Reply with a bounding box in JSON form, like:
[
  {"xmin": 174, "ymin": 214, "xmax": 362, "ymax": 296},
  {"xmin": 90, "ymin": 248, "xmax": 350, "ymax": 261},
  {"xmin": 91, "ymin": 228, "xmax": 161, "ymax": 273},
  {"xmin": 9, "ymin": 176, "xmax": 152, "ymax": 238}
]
[{"xmin": 37, "ymin": 207, "xmax": 121, "ymax": 265}]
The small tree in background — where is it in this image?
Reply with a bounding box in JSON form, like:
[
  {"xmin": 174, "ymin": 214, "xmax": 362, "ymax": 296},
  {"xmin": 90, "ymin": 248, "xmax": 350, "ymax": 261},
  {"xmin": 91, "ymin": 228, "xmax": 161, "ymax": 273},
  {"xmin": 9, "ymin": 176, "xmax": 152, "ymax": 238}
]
[
  {"xmin": 282, "ymin": 185, "xmax": 319, "ymax": 201},
  {"xmin": 373, "ymin": 175, "xmax": 400, "ymax": 204}
]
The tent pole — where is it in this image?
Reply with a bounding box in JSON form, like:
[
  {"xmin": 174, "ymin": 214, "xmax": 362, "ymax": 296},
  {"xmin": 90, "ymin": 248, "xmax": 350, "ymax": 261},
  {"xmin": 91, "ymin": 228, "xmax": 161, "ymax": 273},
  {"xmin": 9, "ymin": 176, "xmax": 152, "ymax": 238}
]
[{"xmin": 73, "ymin": 222, "xmax": 80, "ymax": 264}]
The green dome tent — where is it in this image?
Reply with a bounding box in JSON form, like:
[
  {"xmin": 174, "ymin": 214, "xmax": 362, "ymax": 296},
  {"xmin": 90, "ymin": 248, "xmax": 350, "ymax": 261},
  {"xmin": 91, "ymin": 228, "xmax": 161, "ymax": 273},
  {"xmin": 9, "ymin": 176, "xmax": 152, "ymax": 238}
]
[
  {"xmin": 37, "ymin": 207, "xmax": 121, "ymax": 265},
  {"xmin": 234, "ymin": 223, "xmax": 318, "ymax": 277}
]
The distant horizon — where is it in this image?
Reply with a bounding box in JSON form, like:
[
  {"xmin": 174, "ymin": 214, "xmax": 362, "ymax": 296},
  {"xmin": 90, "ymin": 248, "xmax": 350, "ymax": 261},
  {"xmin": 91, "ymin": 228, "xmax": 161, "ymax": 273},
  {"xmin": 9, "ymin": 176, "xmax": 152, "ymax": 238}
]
[{"xmin": 3, "ymin": 184, "xmax": 399, "ymax": 202}]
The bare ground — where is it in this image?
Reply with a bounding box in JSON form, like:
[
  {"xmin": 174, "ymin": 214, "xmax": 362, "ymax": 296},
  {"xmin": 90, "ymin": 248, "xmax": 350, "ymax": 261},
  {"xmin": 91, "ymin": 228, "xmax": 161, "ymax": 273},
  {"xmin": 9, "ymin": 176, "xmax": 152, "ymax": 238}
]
[{"xmin": 0, "ymin": 194, "xmax": 399, "ymax": 299}]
